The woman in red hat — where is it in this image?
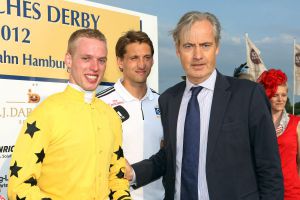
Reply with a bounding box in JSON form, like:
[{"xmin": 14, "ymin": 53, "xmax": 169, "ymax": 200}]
[{"xmin": 257, "ymin": 69, "xmax": 300, "ymax": 199}]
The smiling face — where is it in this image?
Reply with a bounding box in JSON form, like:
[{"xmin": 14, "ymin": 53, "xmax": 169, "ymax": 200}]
[
  {"xmin": 118, "ymin": 42, "xmax": 153, "ymax": 86},
  {"xmin": 176, "ymin": 20, "xmax": 219, "ymax": 84},
  {"xmin": 65, "ymin": 37, "xmax": 107, "ymax": 91},
  {"xmin": 270, "ymin": 85, "xmax": 288, "ymax": 113}
]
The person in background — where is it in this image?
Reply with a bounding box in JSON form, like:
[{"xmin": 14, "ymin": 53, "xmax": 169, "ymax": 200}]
[
  {"xmin": 233, "ymin": 62, "xmax": 255, "ymax": 81},
  {"xmin": 97, "ymin": 30, "xmax": 164, "ymax": 200},
  {"xmin": 8, "ymin": 29, "xmax": 131, "ymax": 200},
  {"xmin": 126, "ymin": 11, "xmax": 283, "ymax": 200},
  {"xmin": 257, "ymin": 69, "xmax": 300, "ymax": 200}
]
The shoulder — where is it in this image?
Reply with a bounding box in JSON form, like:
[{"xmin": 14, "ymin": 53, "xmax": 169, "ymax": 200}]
[
  {"xmin": 95, "ymin": 98, "xmax": 120, "ymax": 119},
  {"xmin": 220, "ymin": 74, "xmax": 258, "ymax": 89},
  {"xmin": 160, "ymin": 81, "xmax": 185, "ymax": 98},
  {"xmin": 149, "ymin": 88, "xmax": 160, "ymax": 100},
  {"xmin": 37, "ymin": 91, "xmax": 66, "ymax": 109},
  {"xmin": 150, "ymin": 88, "xmax": 160, "ymax": 95},
  {"xmin": 216, "ymin": 74, "xmax": 270, "ymax": 112},
  {"xmin": 219, "ymin": 74, "xmax": 264, "ymax": 97},
  {"xmin": 26, "ymin": 91, "xmax": 65, "ymax": 120},
  {"xmin": 289, "ymin": 114, "xmax": 300, "ymax": 123}
]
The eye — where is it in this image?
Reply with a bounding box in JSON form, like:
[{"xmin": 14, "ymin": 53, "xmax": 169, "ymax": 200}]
[
  {"xmin": 183, "ymin": 43, "xmax": 193, "ymax": 49},
  {"xmin": 144, "ymin": 55, "xmax": 153, "ymax": 61},
  {"xmin": 82, "ymin": 57, "xmax": 89, "ymax": 61},
  {"xmin": 201, "ymin": 43, "xmax": 212, "ymax": 49},
  {"xmin": 128, "ymin": 56, "xmax": 138, "ymax": 61},
  {"xmin": 98, "ymin": 58, "xmax": 107, "ymax": 65}
]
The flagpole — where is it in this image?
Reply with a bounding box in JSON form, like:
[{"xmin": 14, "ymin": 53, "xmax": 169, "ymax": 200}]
[
  {"xmin": 245, "ymin": 33, "xmax": 249, "ymax": 75},
  {"xmin": 245, "ymin": 33, "xmax": 248, "ymax": 61},
  {"xmin": 293, "ymin": 39, "xmax": 296, "ymax": 115}
]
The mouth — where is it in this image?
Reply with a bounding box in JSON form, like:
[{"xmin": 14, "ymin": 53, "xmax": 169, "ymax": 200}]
[
  {"xmin": 191, "ymin": 63, "xmax": 206, "ymax": 69},
  {"xmin": 136, "ymin": 70, "xmax": 146, "ymax": 75},
  {"xmin": 85, "ymin": 74, "xmax": 99, "ymax": 82},
  {"xmin": 192, "ymin": 62, "xmax": 205, "ymax": 65}
]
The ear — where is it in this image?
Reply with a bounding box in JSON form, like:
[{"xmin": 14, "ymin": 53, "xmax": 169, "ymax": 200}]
[
  {"xmin": 117, "ymin": 57, "xmax": 123, "ymax": 72},
  {"xmin": 176, "ymin": 45, "xmax": 180, "ymax": 58},
  {"xmin": 215, "ymin": 45, "xmax": 220, "ymax": 56},
  {"xmin": 64, "ymin": 53, "xmax": 72, "ymax": 69}
]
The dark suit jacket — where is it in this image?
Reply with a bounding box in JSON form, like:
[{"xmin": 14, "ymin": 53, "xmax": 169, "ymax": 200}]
[{"xmin": 132, "ymin": 72, "xmax": 283, "ymax": 200}]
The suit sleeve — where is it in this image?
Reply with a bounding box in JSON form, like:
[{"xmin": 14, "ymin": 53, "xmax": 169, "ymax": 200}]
[
  {"xmin": 132, "ymin": 148, "xmax": 166, "ymax": 188},
  {"xmin": 108, "ymin": 113, "xmax": 132, "ymax": 200},
  {"xmin": 7, "ymin": 107, "xmax": 52, "ymax": 199},
  {"xmin": 249, "ymin": 84, "xmax": 284, "ymax": 199}
]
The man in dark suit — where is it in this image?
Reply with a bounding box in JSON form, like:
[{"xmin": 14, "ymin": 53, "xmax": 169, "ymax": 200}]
[{"xmin": 127, "ymin": 11, "xmax": 283, "ymax": 200}]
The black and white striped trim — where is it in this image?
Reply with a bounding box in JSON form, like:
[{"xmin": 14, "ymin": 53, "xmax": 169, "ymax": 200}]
[
  {"xmin": 150, "ymin": 88, "xmax": 160, "ymax": 95},
  {"xmin": 96, "ymin": 86, "xmax": 115, "ymax": 98}
]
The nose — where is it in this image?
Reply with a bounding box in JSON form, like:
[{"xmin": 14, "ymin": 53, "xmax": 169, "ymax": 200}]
[
  {"xmin": 193, "ymin": 46, "xmax": 203, "ymax": 60},
  {"xmin": 278, "ymin": 95, "xmax": 284, "ymax": 102},
  {"xmin": 90, "ymin": 59, "xmax": 99, "ymax": 71},
  {"xmin": 137, "ymin": 58, "xmax": 146, "ymax": 69}
]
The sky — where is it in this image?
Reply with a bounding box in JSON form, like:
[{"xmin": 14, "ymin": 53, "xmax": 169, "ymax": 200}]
[{"xmin": 90, "ymin": 0, "xmax": 300, "ymax": 100}]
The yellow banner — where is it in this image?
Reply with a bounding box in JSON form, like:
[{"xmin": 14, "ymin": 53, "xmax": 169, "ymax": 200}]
[{"xmin": 0, "ymin": 0, "xmax": 140, "ymax": 83}]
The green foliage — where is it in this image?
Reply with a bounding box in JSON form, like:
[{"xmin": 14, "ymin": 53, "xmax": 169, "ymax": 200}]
[
  {"xmin": 285, "ymin": 98, "xmax": 292, "ymax": 113},
  {"xmin": 285, "ymin": 98, "xmax": 300, "ymax": 115},
  {"xmin": 294, "ymin": 102, "xmax": 300, "ymax": 115}
]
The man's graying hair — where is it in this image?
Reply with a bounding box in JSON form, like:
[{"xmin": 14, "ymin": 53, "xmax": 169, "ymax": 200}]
[{"xmin": 171, "ymin": 11, "xmax": 221, "ymax": 46}]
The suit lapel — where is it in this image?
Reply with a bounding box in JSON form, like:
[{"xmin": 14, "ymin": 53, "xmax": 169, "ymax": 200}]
[
  {"xmin": 206, "ymin": 72, "xmax": 231, "ymax": 164},
  {"xmin": 168, "ymin": 82, "xmax": 185, "ymax": 169}
]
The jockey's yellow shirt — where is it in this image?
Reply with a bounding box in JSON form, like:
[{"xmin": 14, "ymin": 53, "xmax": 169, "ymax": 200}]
[{"xmin": 8, "ymin": 86, "xmax": 131, "ymax": 200}]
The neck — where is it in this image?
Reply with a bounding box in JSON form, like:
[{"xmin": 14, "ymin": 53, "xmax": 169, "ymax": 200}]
[
  {"xmin": 272, "ymin": 110, "xmax": 283, "ymax": 127},
  {"xmin": 68, "ymin": 82, "xmax": 95, "ymax": 93},
  {"xmin": 122, "ymin": 80, "xmax": 147, "ymax": 100},
  {"xmin": 68, "ymin": 83, "xmax": 95, "ymax": 103}
]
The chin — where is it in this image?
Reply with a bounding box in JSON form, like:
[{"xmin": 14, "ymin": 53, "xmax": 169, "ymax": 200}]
[
  {"xmin": 273, "ymin": 108, "xmax": 284, "ymax": 112},
  {"xmin": 83, "ymin": 85, "xmax": 97, "ymax": 91},
  {"xmin": 86, "ymin": 82, "xmax": 100, "ymax": 90}
]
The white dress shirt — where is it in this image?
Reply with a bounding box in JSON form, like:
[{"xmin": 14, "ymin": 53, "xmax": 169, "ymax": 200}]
[{"xmin": 175, "ymin": 69, "xmax": 216, "ymax": 200}]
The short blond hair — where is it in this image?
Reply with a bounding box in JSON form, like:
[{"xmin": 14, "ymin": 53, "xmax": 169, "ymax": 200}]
[{"xmin": 67, "ymin": 29, "xmax": 106, "ymax": 55}]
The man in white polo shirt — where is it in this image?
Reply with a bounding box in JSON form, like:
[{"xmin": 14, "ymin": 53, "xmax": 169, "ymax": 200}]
[{"xmin": 97, "ymin": 30, "xmax": 164, "ymax": 200}]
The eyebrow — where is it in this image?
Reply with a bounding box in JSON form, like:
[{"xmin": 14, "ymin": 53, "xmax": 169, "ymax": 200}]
[{"xmin": 182, "ymin": 41, "xmax": 213, "ymax": 45}]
